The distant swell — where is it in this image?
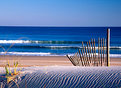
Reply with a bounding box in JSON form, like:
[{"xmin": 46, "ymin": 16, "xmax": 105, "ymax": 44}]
[
  {"xmin": 0, "ymin": 45, "xmax": 81, "ymax": 49},
  {"xmin": 1, "ymin": 45, "xmax": 121, "ymax": 50}
]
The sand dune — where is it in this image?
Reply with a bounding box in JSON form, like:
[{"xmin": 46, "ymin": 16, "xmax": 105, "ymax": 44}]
[{"xmin": 0, "ymin": 66, "xmax": 121, "ymax": 88}]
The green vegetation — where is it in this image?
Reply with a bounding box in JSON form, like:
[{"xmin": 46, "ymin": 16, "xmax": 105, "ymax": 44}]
[
  {"xmin": 5, "ymin": 65, "xmax": 9, "ymax": 76},
  {"xmin": 14, "ymin": 61, "xmax": 19, "ymax": 75}
]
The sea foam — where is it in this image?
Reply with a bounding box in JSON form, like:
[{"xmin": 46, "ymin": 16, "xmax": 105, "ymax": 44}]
[{"xmin": 0, "ymin": 52, "xmax": 121, "ymax": 58}]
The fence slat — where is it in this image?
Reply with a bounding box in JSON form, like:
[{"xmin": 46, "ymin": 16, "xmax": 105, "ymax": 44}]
[
  {"xmin": 101, "ymin": 38, "xmax": 102, "ymax": 66},
  {"xmin": 82, "ymin": 42, "xmax": 86, "ymax": 66},
  {"xmin": 87, "ymin": 42, "xmax": 91, "ymax": 66},
  {"xmin": 89, "ymin": 40, "xmax": 92, "ymax": 64},
  {"xmin": 98, "ymin": 38, "xmax": 100, "ymax": 66},
  {"xmin": 93, "ymin": 39, "xmax": 96, "ymax": 66},
  {"xmin": 85, "ymin": 46, "xmax": 87, "ymax": 66},
  {"xmin": 81, "ymin": 49, "xmax": 85, "ymax": 66},
  {"xmin": 86, "ymin": 43, "xmax": 90, "ymax": 66},
  {"xmin": 66, "ymin": 55, "xmax": 76, "ymax": 66},
  {"xmin": 103, "ymin": 38, "xmax": 104, "ymax": 64},
  {"xmin": 91, "ymin": 39, "xmax": 94, "ymax": 65},
  {"xmin": 78, "ymin": 49, "xmax": 84, "ymax": 66},
  {"xmin": 105, "ymin": 39, "xmax": 106, "ymax": 66}
]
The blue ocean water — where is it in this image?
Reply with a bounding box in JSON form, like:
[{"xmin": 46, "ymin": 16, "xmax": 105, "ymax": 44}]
[{"xmin": 0, "ymin": 26, "xmax": 121, "ymax": 57}]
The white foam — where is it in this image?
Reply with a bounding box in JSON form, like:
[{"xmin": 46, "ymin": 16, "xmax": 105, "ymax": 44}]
[
  {"xmin": 0, "ymin": 51, "xmax": 121, "ymax": 58},
  {"xmin": 110, "ymin": 54, "xmax": 121, "ymax": 58},
  {"xmin": 0, "ymin": 52, "xmax": 54, "ymax": 56},
  {"xmin": 67, "ymin": 53, "xmax": 121, "ymax": 58},
  {"xmin": 0, "ymin": 40, "xmax": 30, "ymax": 43}
]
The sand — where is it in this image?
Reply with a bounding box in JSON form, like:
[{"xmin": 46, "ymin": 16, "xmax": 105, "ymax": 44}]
[
  {"xmin": 0, "ymin": 56, "xmax": 121, "ymax": 88},
  {"xmin": 0, "ymin": 56, "xmax": 72, "ymax": 67},
  {"xmin": 0, "ymin": 55, "xmax": 121, "ymax": 67},
  {"xmin": 0, "ymin": 66, "xmax": 121, "ymax": 88}
]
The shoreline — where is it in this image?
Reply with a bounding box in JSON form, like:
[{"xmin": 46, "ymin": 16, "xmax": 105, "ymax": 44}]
[
  {"xmin": 0, "ymin": 55, "xmax": 121, "ymax": 67},
  {"xmin": 0, "ymin": 56, "xmax": 72, "ymax": 67}
]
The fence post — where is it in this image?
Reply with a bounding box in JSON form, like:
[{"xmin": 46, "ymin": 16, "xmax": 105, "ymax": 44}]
[{"xmin": 107, "ymin": 29, "xmax": 110, "ymax": 66}]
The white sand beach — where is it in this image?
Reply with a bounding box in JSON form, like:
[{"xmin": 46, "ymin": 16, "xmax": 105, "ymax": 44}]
[
  {"xmin": 0, "ymin": 56, "xmax": 121, "ymax": 88},
  {"xmin": 0, "ymin": 66, "xmax": 121, "ymax": 88}
]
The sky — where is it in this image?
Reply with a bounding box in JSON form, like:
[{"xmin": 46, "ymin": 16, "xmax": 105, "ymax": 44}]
[{"xmin": 0, "ymin": 0, "xmax": 121, "ymax": 26}]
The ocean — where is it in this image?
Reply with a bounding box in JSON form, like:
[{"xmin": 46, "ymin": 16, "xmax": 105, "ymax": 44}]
[{"xmin": 0, "ymin": 26, "xmax": 121, "ymax": 57}]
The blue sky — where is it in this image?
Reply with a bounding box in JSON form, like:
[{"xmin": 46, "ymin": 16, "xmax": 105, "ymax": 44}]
[{"xmin": 0, "ymin": 0, "xmax": 121, "ymax": 26}]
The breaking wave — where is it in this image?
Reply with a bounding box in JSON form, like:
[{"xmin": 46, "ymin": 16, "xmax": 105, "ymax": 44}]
[
  {"xmin": 0, "ymin": 52, "xmax": 121, "ymax": 57},
  {"xmin": 0, "ymin": 40, "xmax": 83, "ymax": 44},
  {"xmin": 0, "ymin": 52, "xmax": 59, "ymax": 56}
]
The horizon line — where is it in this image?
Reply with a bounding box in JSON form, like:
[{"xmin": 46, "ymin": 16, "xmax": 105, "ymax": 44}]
[{"xmin": 0, "ymin": 25, "xmax": 121, "ymax": 27}]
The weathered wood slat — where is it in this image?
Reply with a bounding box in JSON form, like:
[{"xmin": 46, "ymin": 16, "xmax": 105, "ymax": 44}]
[
  {"xmin": 81, "ymin": 49, "xmax": 85, "ymax": 66},
  {"xmin": 91, "ymin": 39, "xmax": 94, "ymax": 65},
  {"xmin": 94, "ymin": 39, "xmax": 96, "ymax": 66},
  {"xmin": 73, "ymin": 52, "xmax": 81, "ymax": 66},
  {"xmin": 85, "ymin": 46, "xmax": 89, "ymax": 66},
  {"xmin": 83, "ymin": 46, "xmax": 86, "ymax": 66},
  {"xmin": 98, "ymin": 38, "xmax": 100, "ymax": 66},
  {"xmin": 105, "ymin": 39, "xmax": 106, "ymax": 66},
  {"xmin": 103, "ymin": 38, "xmax": 105, "ymax": 64},
  {"xmin": 87, "ymin": 42, "xmax": 91, "ymax": 66},
  {"xmin": 101, "ymin": 38, "xmax": 102, "ymax": 66},
  {"xmin": 66, "ymin": 55, "xmax": 76, "ymax": 66},
  {"xmin": 66, "ymin": 52, "xmax": 82, "ymax": 66},
  {"xmin": 78, "ymin": 49, "xmax": 84, "ymax": 66},
  {"xmin": 89, "ymin": 40, "xmax": 91, "ymax": 64},
  {"xmin": 82, "ymin": 41, "xmax": 86, "ymax": 66}
]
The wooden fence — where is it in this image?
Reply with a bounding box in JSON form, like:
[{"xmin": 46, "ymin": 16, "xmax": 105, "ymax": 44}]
[{"xmin": 67, "ymin": 29, "xmax": 110, "ymax": 66}]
